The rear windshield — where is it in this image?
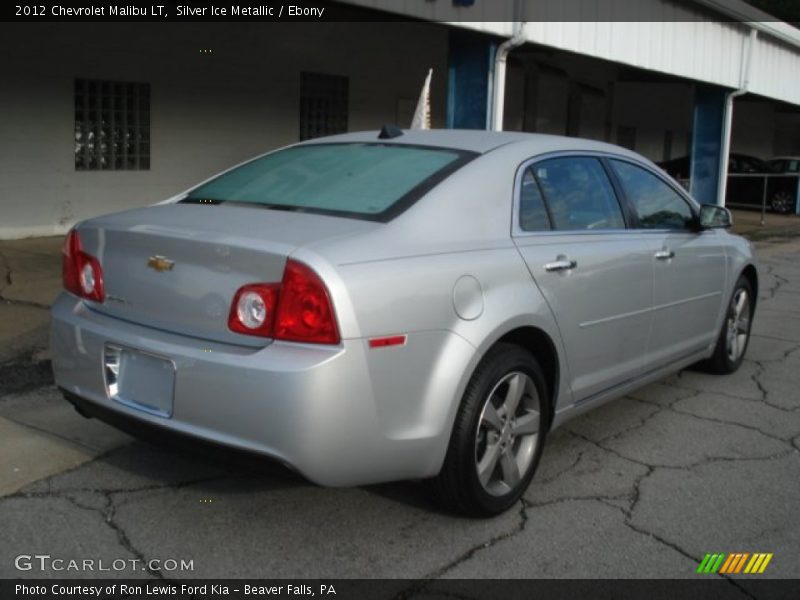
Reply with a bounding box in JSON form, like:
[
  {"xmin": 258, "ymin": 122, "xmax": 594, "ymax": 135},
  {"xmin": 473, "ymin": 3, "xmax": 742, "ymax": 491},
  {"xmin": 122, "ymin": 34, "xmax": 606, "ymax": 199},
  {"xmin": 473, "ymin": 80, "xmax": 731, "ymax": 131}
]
[{"xmin": 182, "ymin": 143, "xmax": 476, "ymax": 221}]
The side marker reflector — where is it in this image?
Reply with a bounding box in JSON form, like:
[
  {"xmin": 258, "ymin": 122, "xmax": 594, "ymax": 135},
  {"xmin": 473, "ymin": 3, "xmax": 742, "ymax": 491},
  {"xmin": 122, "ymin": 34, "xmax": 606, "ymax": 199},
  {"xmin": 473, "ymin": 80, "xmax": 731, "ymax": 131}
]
[{"xmin": 369, "ymin": 335, "xmax": 407, "ymax": 349}]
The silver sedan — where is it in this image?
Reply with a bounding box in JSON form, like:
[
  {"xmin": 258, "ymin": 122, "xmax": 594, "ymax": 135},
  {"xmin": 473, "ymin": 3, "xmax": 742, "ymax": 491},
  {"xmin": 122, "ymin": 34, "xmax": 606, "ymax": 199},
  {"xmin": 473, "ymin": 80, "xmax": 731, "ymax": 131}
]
[{"xmin": 51, "ymin": 129, "xmax": 757, "ymax": 515}]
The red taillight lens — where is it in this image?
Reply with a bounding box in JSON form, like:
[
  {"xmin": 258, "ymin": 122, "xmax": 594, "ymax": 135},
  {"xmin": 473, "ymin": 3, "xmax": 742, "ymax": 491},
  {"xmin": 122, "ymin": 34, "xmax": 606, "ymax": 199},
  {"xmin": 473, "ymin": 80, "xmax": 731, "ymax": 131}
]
[
  {"xmin": 62, "ymin": 230, "xmax": 104, "ymax": 302},
  {"xmin": 228, "ymin": 283, "xmax": 279, "ymax": 337},
  {"xmin": 228, "ymin": 259, "xmax": 340, "ymax": 344},
  {"xmin": 62, "ymin": 230, "xmax": 81, "ymax": 296},
  {"xmin": 275, "ymin": 260, "xmax": 340, "ymax": 344}
]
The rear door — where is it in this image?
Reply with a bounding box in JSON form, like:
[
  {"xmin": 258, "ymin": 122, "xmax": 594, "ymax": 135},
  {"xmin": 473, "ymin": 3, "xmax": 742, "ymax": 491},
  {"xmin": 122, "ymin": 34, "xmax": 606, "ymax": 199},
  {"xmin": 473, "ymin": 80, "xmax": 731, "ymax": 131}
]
[
  {"xmin": 513, "ymin": 155, "xmax": 655, "ymax": 403},
  {"xmin": 608, "ymin": 159, "xmax": 727, "ymax": 365}
]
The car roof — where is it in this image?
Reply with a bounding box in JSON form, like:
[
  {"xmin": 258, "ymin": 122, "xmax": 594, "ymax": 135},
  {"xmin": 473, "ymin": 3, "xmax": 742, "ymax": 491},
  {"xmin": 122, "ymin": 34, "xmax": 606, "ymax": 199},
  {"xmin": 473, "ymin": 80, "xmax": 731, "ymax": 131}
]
[{"xmin": 299, "ymin": 128, "xmax": 644, "ymax": 160}]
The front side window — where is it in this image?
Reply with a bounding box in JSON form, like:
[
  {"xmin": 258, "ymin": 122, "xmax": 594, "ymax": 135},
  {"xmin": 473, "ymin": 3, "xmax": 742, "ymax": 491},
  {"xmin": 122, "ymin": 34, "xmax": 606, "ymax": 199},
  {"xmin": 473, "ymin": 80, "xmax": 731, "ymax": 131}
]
[
  {"xmin": 184, "ymin": 143, "xmax": 474, "ymax": 221},
  {"xmin": 611, "ymin": 160, "xmax": 695, "ymax": 230},
  {"xmin": 531, "ymin": 157, "xmax": 625, "ymax": 231}
]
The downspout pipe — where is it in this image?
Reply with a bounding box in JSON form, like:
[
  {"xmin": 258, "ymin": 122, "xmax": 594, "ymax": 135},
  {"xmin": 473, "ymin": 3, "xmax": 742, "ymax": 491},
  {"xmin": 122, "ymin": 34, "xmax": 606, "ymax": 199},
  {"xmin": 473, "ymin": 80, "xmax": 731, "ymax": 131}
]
[
  {"xmin": 717, "ymin": 27, "xmax": 758, "ymax": 206},
  {"xmin": 491, "ymin": 19, "xmax": 525, "ymax": 131}
]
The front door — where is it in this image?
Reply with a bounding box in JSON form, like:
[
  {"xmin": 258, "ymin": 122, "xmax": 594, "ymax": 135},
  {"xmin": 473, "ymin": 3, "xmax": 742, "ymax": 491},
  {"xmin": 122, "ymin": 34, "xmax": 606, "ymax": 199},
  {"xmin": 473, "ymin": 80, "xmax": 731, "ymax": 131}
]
[
  {"xmin": 608, "ymin": 159, "xmax": 727, "ymax": 365},
  {"xmin": 513, "ymin": 156, "xmax": 655, "ymax": 403}
]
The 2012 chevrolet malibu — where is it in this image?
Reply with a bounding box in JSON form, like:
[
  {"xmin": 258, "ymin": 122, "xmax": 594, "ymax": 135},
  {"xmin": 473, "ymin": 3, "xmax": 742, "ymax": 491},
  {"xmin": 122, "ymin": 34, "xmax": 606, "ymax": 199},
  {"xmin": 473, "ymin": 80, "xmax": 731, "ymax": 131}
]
[{"xmin": 52, "ymin": 129, "xmax": 758, "ymax": 515}]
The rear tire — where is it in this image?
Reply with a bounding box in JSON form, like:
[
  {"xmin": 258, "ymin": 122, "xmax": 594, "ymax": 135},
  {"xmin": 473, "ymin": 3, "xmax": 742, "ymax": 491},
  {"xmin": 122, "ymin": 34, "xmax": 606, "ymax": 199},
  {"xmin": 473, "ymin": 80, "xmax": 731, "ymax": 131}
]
[
  {"xmin": 432, "ymin": 343, "xmax": 550, "ymax": 516},
  {"xmin": 701, "ymin": 275, "xmax": 754, "ymax": 374}
]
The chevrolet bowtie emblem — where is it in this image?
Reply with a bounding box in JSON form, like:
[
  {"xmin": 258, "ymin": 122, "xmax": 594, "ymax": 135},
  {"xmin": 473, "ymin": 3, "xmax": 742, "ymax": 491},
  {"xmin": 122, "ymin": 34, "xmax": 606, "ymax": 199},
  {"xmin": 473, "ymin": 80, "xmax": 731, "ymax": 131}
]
[{"xmin": 147, "ymin": 255, "xmax": 175, "ymax": 272}]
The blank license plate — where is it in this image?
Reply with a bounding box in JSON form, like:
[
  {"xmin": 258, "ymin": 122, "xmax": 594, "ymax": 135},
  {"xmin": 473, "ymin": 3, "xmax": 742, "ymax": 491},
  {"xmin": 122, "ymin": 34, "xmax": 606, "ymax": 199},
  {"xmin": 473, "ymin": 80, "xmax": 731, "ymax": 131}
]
[{"xmin": 105, "ymin": 345, "xmax": 175, "ymax": 418}]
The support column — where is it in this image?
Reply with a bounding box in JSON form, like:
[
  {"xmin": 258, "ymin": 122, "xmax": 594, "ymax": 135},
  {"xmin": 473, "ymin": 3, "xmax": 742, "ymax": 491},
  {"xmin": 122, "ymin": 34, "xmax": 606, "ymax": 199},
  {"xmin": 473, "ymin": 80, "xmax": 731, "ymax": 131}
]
[
  {"xmin": 446, "ymin": 29, "xmax": 496, "ymax": 130},
  {"xmin": 689, "ymin": 85, "xmax": 727, "ymax": 205}
]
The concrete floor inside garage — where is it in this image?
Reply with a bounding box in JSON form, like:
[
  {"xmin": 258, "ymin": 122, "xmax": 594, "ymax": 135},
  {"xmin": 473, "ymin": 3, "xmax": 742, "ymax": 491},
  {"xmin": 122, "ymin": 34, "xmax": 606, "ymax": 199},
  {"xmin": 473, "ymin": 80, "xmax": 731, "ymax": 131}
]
[{"xmin": 1, "ymin": 211, "xmax": 799, "ymax": 581}]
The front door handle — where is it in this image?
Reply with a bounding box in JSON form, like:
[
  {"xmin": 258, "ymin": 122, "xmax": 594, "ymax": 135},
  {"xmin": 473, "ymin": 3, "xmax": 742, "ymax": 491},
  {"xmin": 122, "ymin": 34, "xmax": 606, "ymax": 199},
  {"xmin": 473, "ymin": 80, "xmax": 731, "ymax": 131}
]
[
  {"xmin": 545, "ymin": 258, "xmax": 577, "ymax": 272},
  {"xmin": 655, "ymin": 249, "xmax": 675, "ymax": 260}
]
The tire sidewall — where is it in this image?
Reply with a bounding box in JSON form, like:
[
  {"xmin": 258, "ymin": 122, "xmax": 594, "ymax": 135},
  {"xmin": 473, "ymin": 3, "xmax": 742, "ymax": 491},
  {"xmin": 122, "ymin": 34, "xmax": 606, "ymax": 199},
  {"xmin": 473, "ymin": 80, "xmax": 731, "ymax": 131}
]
[{"xmin": 455, "ymin": 347, "xmax": 550, "ymax": 515}]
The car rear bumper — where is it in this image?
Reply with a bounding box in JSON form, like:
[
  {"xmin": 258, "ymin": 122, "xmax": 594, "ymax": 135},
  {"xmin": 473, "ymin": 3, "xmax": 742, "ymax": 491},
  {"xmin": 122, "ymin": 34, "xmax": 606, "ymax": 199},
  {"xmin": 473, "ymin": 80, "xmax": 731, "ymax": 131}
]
[{"xmin": 51, "ymin": 293, "xmax": 471, "ymax": 486}]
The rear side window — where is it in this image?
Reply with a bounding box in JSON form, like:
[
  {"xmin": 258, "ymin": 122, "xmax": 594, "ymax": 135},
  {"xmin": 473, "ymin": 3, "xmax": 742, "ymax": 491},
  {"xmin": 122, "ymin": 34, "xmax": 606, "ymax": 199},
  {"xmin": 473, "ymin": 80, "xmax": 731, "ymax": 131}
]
[
  {"xmin": 184, "ymin": 143, "xmax": 475, "ymax": 222},
  {"xmin": 610, "ymin": 160, "xmax": 695, "ymax": 230},
  {"xmin": 519, "ymin": 168, "xmax": 551, "ymax": 231},
  {"xmin": 531, "ymin": 157, "xmax": 625, "ymax": 231}
]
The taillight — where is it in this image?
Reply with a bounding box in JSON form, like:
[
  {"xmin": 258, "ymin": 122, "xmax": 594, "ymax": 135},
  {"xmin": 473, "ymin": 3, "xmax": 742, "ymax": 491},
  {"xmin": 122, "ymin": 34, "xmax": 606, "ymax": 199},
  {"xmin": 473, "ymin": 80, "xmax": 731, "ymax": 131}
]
[
  {"xmin": 62, "ymin": 230, "xmax": 104, "ymax": 302},
  {"xmin": 228, "ymin": 283, "xmax": 279, "ymax": 337},
  {"xmin": 275, "ymin": 259, "xmax": 340, "ymax": 344},
  {"xmin": 228, "ymin": 259, "xmax": 340, "ymax": 344}
]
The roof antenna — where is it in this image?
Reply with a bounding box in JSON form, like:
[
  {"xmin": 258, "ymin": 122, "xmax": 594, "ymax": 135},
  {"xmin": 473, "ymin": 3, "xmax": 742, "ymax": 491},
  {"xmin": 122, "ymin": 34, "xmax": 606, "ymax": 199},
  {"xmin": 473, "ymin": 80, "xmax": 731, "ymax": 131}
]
[{"xmin": 378, "ymin": 124, "xmax": 404, "ymax": 139}]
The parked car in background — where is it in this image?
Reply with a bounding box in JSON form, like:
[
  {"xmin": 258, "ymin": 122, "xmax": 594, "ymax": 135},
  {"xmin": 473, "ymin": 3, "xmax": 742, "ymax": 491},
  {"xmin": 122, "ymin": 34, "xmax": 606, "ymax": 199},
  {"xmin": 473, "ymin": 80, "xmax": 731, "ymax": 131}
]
[
  {"xmin": 52, "ymin": 130, "xmax": 758, "ymax": 516},
  {"xmin": 659, "ymin": 153, "xmax": 797, "ymax": 214},
  {"xmin": 768, "ymin": 157, "xmax": 800, "ymax": 174},
  {"xmin": 765, "ymin": 157, "xmax": 800, "ymax": 214},
  {"xmin": 659, "ymin": 153, "xmax": 777, "ymax": 181}
]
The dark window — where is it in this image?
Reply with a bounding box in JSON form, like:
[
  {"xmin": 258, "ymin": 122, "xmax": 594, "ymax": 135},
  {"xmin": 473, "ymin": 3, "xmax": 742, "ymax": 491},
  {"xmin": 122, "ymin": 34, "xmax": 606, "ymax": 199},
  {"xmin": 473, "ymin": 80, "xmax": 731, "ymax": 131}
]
[
  {"xmin": 768, "ymin": 159, "xmax": 785, "ymax": 172},
  {"xmin": 617, "ymin": 125, "xmax": 637, "ymax": 151},
  {"xmin": 611, "ymin": 160, "xmax": 694, "ymax": 230},
  {"xmin": 518, "ymin": 168, "xmax": 551, "ymax": 231},
  {"xmin": 74, "ymin": 79, "xmax": 150, "ymax": 170},
  {"xmin": 299, "ymin": 72, "xmax": 348, "ymax": 141},
  {"xmin": 531, "ymin": 157, "xmax": 625, "ymax": 231},
  {"xmin": 662, "ymin": 130, "xmax": 673, "ymax": 161}
]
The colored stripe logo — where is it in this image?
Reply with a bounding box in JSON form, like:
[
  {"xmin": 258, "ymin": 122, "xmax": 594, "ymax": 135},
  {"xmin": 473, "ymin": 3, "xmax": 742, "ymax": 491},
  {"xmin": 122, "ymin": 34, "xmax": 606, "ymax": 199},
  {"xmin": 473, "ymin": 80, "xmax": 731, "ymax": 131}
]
[{"xmin": 697, "ymin": 553, "xmax": 773, "ymax": 574}]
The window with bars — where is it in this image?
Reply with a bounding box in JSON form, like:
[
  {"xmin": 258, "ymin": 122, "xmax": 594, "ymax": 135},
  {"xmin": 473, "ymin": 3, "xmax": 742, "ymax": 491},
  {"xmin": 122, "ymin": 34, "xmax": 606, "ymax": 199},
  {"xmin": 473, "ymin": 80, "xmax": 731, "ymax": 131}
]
[
  {"xmin": 299, "ymin": 72, "xmax": 348, "ymax": 141},
  {"xmin": 74, "ymin": 79, "xmax": 150, "ymax": 170}
]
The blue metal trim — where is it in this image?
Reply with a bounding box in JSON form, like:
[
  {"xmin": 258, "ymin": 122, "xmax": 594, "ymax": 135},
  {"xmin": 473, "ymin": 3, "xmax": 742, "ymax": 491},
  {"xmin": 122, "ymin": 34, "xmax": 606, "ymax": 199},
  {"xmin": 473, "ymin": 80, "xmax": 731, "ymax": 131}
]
[
  {"xmin": 446, "ymin": 29, "xmax": 495, "ymax": 130},
  {"xmin": 689, "ymin": 85, "xmax": 726, "ymax": 205}
]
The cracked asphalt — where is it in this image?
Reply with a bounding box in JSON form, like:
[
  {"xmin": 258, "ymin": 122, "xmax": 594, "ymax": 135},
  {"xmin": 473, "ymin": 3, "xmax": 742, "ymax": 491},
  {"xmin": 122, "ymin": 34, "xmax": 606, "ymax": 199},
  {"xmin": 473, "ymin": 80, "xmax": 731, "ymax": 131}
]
[{"xmin": 1, "ymin": 232, "xmax": 799, "ymax": 587}]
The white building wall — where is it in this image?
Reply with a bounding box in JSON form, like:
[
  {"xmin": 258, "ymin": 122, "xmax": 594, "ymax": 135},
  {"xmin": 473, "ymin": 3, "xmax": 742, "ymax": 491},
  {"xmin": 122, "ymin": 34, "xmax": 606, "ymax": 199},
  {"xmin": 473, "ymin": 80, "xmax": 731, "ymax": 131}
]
[
  {"xmin": 748, "ymin": 34, "xmax": 800, "ymax": 109},
  {"xmin": 346, "ymin": 0, "xmax": 800, "ymax": 107},
  {"xmin": 0, "ymin": 22, "xmax": 449, "ymax": 239}
]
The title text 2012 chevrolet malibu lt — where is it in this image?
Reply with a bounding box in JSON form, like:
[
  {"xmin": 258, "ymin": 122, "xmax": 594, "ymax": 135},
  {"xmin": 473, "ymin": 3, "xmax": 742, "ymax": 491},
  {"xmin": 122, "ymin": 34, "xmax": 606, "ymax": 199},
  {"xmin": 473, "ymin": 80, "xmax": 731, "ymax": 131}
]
[{"xmin": 52, "ymin": 130, "xmax": 757, "ymax": 515}]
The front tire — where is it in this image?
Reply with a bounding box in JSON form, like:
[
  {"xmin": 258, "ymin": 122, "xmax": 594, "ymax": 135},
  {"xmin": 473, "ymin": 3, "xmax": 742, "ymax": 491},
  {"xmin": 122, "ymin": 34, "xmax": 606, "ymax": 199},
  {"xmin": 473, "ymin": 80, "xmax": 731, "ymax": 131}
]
[
  {"xmin": 432, "ymin": 343, "xmax": 550, "ymax": 516},
  {"xmin": 702, "ymin": 275, "xmax": 754, "ymax": 374}
]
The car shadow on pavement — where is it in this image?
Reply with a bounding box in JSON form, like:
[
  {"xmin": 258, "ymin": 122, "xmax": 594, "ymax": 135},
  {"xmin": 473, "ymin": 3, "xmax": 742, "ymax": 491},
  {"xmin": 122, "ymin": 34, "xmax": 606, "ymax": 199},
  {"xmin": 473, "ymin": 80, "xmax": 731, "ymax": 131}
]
[{"xmin": 82, "ymin": 430, "xmax": 445, "ymax": 513}]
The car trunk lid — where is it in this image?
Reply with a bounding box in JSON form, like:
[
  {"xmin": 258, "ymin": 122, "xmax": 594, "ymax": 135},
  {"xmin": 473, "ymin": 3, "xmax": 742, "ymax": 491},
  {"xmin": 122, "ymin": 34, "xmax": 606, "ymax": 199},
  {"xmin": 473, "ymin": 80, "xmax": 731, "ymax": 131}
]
[{"xmin": 77, "ymin": 203, "xmax": 376, "ymax": 346}]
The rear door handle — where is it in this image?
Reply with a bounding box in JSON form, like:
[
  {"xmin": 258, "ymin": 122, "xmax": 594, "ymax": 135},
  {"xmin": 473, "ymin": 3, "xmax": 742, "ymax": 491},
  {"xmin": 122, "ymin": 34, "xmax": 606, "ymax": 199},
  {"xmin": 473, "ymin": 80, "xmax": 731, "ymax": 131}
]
[
  {"xmin": 654, "ymin": 249, "xmax": 675, "ymax": 260},
  {"xmin": 545, "ymin": 259, "xmax": 577, "ymax": 272}
]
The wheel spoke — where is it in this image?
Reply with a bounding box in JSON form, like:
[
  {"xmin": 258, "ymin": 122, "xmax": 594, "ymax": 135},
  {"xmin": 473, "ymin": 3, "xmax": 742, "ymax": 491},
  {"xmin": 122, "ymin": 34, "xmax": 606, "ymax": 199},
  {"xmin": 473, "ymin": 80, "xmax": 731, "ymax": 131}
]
[
  {"xmin": 499, "ymin": 450, "xmax": 521, "ymax": 487},
  {"xmin": 511, "ymin": 410, "xmax": 540, "ymax": 436},
  {"xmin": 503, "ymin": 373, "xmax": 525, "ymax": 417},
  {"xmin": 477, "ymin": 441, "xmax": 502, "ymax": 486},
  {"xmin": 737, "ymin": 317, "xmax": 750, "ymax": 335},
  {"xmin": 735, "ymin": 291, "xmax": 747, "ymax": 319},
  {"xmin": 481, "ymin": 403, "xmax": 503, "ymax": 432}
]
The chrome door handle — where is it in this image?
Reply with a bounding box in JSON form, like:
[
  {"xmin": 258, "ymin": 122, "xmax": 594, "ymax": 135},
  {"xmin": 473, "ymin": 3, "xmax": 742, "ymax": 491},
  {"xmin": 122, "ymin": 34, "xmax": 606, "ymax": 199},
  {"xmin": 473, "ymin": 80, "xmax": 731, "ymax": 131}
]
[
  {"xmin": 654, "ymin": 249, "xmax": 675, "ymax": 260},
  {"xmin": 545, "ymin": 259, "xmax": 577, "ymax": 272}
]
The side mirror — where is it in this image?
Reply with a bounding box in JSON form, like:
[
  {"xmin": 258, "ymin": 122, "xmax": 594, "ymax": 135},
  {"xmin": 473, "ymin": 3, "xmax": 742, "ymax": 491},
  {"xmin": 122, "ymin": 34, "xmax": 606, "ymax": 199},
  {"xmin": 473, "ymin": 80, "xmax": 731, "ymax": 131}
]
[{"xmin": 698, "ymin": 204, "xmax": 732, "ymax": 229}]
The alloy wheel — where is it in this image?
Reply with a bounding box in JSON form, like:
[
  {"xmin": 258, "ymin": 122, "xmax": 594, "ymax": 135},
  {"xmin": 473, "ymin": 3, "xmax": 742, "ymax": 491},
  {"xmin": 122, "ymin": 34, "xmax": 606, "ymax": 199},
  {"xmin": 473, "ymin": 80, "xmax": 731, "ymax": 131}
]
[
  {"xmin": 771, "ymin": 192, "xmax": 793, "ymax": 215},
  {"xmin": 726, "ymin": 288, "xmax": 751, "ymax": 363},
  {"xmin": 474, "ymin": 371, "xmax": 541, "ymax": 497}
]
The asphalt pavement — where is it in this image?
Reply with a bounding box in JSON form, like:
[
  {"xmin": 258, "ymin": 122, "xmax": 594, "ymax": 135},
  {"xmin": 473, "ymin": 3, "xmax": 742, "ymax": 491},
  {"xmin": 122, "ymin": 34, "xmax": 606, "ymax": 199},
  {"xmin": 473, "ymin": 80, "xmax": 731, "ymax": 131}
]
[{"xmin": 1, "ymin": 216, "xmax": 799, "ymax": 588}]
